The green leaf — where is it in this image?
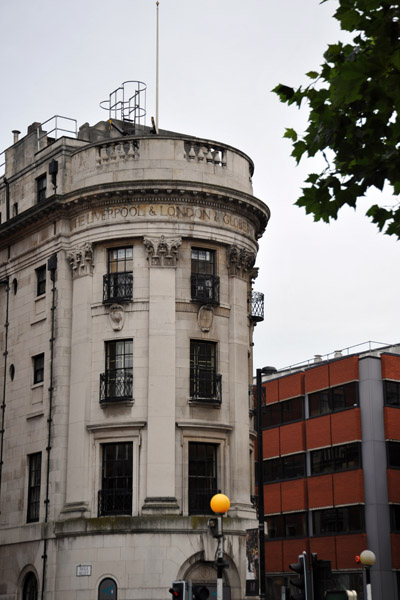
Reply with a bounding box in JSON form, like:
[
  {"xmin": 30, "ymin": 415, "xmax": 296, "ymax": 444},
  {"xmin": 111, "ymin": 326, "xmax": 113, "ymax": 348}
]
[
  {"xmin": 284, "ymin": 128, "xmax": 298, "ymax": 141},
  {"xmin": 306, "ymin": 71, "xmax": 319, "ymax": 79}
]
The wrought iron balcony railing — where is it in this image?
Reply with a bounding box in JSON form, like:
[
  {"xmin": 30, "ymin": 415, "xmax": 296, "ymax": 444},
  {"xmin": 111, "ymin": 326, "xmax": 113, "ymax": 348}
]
[
  {"xmin": 100, "ymin": 368, "xmax": 133, "ymax": 403},
  {"xmin": 190, "ymin": 370, "xmax": 222, "ymax": 404},
  {"xmin": 103, "ymin": 272, "xmax": 133, "ymax": 304},
  {"xmin": 250, "ymin": 290, "xmax": 264, "ymax": 322},
  {"xmin": 98, "ymin": 489, "xmax": 132, "ymax": 516},
  {"xmin": 191, "ymin": 273, "xmax": 220, "ymax": 305},
  {"xmin": 188, "ymin": 487, "xmax": 219, "ymax": 515}
]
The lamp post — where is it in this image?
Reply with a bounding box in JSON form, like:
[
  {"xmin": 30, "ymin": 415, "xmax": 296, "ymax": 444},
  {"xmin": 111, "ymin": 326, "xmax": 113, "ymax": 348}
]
[
  {"xmin": 359, "ymin": 550, "xmax": 376, "ymax": 600},
  {"xmin": 210, "ymin": 493, "xmax": 230, "ymax": 600},
  {"xmin": 256, "ymin": 366, "xmax": 276, "ymax": 600}
]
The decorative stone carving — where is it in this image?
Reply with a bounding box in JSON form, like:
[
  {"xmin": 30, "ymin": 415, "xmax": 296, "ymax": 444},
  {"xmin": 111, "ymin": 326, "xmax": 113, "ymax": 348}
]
[
  {"xmin": 143, "ymin": 235, "xmax": 182, "ymax": 267},
  {"xmin": 67, "ymin": 242, "xmax": 94, "ymax": 278},
  {"xmin": 198, "ymin": 305, "xmax": 214, "ymax": 332},
  {"xmin": 226, "ymin": 244, "xmax": 256, "ymax": 279},
  {"xmin": 109, "ymin": 304, "xmax": 125, "ymax": 331}
]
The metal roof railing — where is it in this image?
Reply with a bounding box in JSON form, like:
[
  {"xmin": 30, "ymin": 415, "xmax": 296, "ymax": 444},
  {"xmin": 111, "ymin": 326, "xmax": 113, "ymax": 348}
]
[{"xmin": 37, "ymin": 115, "xmax": 78, "ymax": 151}]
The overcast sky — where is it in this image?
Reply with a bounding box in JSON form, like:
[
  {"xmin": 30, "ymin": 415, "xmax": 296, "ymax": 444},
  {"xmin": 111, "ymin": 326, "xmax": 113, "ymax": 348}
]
[{"xmin": 1, "ymin": 0, "xmax": 398, "ymax": 370}]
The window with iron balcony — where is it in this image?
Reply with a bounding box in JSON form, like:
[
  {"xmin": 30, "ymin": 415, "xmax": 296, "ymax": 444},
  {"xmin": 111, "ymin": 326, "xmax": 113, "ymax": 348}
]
[
  {"xmin": 190, "ymin": 340, "xmax": 221, "ymax": 404},
  {"xmin": 191, "ymin": 248, "xmax": 220, "ymax": 305},
  {"xmin": 103, "ymin": 247, "xmax": 133, "ymax": 304},
  {"xmin": 100, "ymin": 340, "xmax": 133, "ymax": 403}
]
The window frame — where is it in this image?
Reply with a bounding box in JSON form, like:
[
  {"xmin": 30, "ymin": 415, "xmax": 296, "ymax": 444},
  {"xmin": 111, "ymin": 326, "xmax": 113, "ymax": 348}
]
[
  {"xmin": 384, "ymin": 380, "xmax": 400, "ymax": 407},
  {"xmin": 190, "ymin": 247, "xmax": 220, "ymax": 305},
  {"xmin": 312, "ymin": 505, "xmax": 365, "ymax": 536},
  {"xmin": 387, "ymin": 441, "xmax": 400, "ymax": 469},
  {"xmin": 310, "ymin": 442, "xmax": 362, "ymax": 475},
  {"xmin": 262, "ymin": 396, "xmax": 304, "ymax": 429},
  {"xmin": 98, "ymin": 441, "xmax": 133, "ymax": 516},
  {"xmin": 190, "ymin": 340, "xmax": 221, "ymax": 403},
  {"xmin": 33, "ymin": 354, "xmax": 44, "ymax": 385},
  {"xmin": 265, "ymin": 511, "xmax": 308, "ymax": 539},
  {"xmin": 263, "ymin": 453, "xmax": 306, "ymax": 484},
  {"xmin": 100, "ymin": 339, "xmax": 133, "ymax": 403},
  {"xmin": 22, "ymin": 572, "xmax": 39, "ymax": 600},
  {"xmin": 27, "ymin": 452, "xmax": 42, "ymax": 523},
  {"xmin": 188, "ymin": 441, "xmax": 219, "ymax": 515},
  {"xmin": 309, "ymin": 382, "xmax": 359, "ymax": 418},
  {"xmin": 36, "ymin": 174, "xmax": 47, "ymax": 203},
  {"xmin": 35, "ymin": 265, "xmax": 46, "ymax": 297},
  {"xmin": 103, "ymin": 247, "xmax": 133, "ymax": 303}
]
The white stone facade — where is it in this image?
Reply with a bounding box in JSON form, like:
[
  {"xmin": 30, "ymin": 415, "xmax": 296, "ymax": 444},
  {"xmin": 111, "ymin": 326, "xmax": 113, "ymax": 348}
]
[{"xmin": 0, "ymin": 119, "xmax": 269, "ymax": 600}]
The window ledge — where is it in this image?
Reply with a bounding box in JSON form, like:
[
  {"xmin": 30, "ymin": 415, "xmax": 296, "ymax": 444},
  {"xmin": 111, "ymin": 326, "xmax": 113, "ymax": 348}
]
[
  {"xmin": 100, "ymin": 399, "xmax": 134, "ymax": 409},
  {"xmin": 189, "ymin": 399, "xmax": 221, "ymax": 408},
  {"xmin": 31, "ymin": 382, "xmax": 44, "ymax": 390},
  {"xmin": 26, "ymin": 409, "xmax": 45, "ymax": 420}
]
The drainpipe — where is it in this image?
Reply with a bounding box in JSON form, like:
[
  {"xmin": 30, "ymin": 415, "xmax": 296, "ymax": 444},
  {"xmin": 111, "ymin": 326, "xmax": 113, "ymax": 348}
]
[
  {"xmin": 41, "ymin": 254, "xmax": 57, "ymax": 600},
  {"xmin": 0, "ymin": 276, "xmax": 10, "ymax": 508}
]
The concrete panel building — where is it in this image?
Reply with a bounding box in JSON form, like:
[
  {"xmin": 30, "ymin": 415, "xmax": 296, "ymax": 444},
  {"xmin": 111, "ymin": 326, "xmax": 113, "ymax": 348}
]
[
  {"xmin": 0, "ymin": 89, "xmax": 270, "ymax": 600},
  {"xmin": 258, "ymin": 343, "xmax": 400, "ymax": 600}
]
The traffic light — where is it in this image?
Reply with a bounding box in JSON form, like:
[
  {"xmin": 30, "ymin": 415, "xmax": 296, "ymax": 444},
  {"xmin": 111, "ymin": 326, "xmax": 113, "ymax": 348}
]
[
  {"xmin": 311, "ymin": 553, "xmax": 332, "ymax": 600},
  {"xmin": 289, "ymin": 553, "xmax": 309, "ymax": 600},
  {"xmin": 192, "ymin": 585, "xmax": 209, "ymax": 600},
  {"xmin": 169, "ymin": 581, "xmax": 186, "ymax": 600}
]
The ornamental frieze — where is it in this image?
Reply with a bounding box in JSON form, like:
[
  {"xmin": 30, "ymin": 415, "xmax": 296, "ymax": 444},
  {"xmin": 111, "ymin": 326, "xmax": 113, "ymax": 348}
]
[{"xmin": 67, "ymin": 242, "xmax": 94, "ymax": 278}]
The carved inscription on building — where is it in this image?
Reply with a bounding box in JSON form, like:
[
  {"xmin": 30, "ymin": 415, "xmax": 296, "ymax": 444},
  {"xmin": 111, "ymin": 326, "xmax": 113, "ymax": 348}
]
[{"xmin": 70, "ymin": 203, "xmax": 255, "ymax": 238}]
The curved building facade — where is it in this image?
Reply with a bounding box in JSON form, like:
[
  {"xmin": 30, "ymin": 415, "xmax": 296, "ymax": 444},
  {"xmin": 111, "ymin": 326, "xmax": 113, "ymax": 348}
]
[{"xmin": 0, "ymin": 116, "xmax": 269, "ymax": 600}]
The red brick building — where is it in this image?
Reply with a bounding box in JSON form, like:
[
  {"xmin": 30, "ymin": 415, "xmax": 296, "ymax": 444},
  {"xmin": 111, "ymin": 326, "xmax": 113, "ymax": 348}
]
[{"xmin": 258, "ymin": 343, "xmax": 400, "ymax": 599}]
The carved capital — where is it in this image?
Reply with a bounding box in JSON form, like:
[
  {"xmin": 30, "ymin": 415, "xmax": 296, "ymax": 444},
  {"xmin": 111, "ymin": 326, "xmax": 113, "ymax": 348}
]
[
  {"xmin": 226, "ymin": 244, "xmax": 256, "ymax": 279},
  {"xmin": 143, "ymin": 235, "xmax": 182, "ymax": 267},
  {"xmin": 67, "ymin": 242, "xmax": 94, "ymax": 278}
]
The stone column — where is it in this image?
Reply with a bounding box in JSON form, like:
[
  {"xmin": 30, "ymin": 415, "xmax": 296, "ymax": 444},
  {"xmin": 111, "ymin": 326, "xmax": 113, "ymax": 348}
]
[
  {"xmin": 226, "ymin": 244, "xmax": 257, "ymax": 518},
  {"xmin": 61, "ymin": 242, "xmax": 94, "ymax": 517},
  {"xmin": 142, "ymin": 235, "xmax": 181, "ymax": 513}
]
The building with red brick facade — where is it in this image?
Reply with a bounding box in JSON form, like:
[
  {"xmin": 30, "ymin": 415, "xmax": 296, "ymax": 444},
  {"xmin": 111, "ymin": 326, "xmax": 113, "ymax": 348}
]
[{"xmin": 258, "ymin": 343, "xmax": 400, "ymax": 600}]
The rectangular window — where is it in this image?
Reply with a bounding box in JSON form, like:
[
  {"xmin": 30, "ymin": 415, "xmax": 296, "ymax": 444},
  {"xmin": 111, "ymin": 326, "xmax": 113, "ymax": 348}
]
[
  {"xmin": 190, "ymin": 340, "xmax": 221, "ymax": 402},
  {"xmin": 33, "ymin": 354, "xmax": 44, "ymax": 385},
  {"xmin": 100, "ymin": 340, "xmax": 133, "ymax": 402},
  {"xmin": 191, "ymin": 248, "xmax": 219, "ymax": 304},
  {"xmin": 390, "ymin": 505, "xmax": 400, "ymax": 532},
  {"xmin": 188, "ymin": 442, "xmax": 218, "ymax": 515},
  {"xmin": 309, "ymin": 382, "xmax": 358, "ymax": 417},
  {"xmin": 384, "ymin": 381, "xmax": 400, "ymax": 407},
  {"xmin": 103, "ymin": 247, "xmax": 133, "ymax": 303},
  {"xmin": 36, "ymin": 265, "xmax": 46, "ymax": 296},
  {"xmin": 37, "ymin": 174, "xmax": 47, "ymax": 203},
  {"xmin": 27, "ymin": 452, "xmax": 42, "ymax": 523},
  {"xmin": 98, "ymin": 442, "xmax": 133, "ymax": 516},
  {"xmin": 263, "ymin": 453, "xmax": 306, "ymax": 483},
  {"xmin": 266, "ymin": 512, "xmax": 307, "ymax": 539},
  {"xmin": 312, "ymin": 505, "xmax": 364, "ymax": 536},
  {"xmin": 262, "ymin": 397, "xmax": 304, "ymax": 428},
  {"xmin": 13, "ymin": 202, "xmax": 18, "ymax": 217},
  {"xmin": 310, "ymin": 443, "xmax": 361, "ymax": 475},
  {"xmin": 387, "ymin": 441, "xmax": 400, "ymax": 468}
]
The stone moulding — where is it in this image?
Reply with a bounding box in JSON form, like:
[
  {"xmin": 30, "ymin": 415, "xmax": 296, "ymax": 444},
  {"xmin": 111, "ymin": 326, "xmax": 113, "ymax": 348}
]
[
  {"xmin": 108, "ymin": 304, "xmax": 125, "ymax": 331},
  {"xmin": 67, "ymin": 242, "xmax": 94, "ymax": 277},
  {"xmin": 143, "ymin": 235, "xmax": 182, "ymax": 267}
]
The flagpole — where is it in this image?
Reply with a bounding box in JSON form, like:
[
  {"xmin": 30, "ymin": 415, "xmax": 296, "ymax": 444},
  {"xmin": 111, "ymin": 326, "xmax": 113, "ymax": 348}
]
[{"xmin": 156, "ymin": 1, "xmax": 160, "ymax": 130}]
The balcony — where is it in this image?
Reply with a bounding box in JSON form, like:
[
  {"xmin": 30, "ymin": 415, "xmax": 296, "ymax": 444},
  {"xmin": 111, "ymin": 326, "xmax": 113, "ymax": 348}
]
[
  {"xmin": 100, "ymin": 368, "xmax": 133, "ymax": 403},
  {"xmin": 188, "ymin": 487, "xmax": 219, "ymax": 515},
  {"xmin": 250, "ymin": 290, "xmax": 264, "ymax": 322},
  {"xmin": 190, "ymin": 370, "xmax": 222, "ymax": 404},
  {"xmin": 103, "ymin": 272, "xmax": 133, "ymax": 304},
  {"xmin": 98, "ymin": 489, "xmax": 132, "ymax": 516},
  {"xmin": 191, "ymin": 274, "xmax": 220, "ymax": 305}
]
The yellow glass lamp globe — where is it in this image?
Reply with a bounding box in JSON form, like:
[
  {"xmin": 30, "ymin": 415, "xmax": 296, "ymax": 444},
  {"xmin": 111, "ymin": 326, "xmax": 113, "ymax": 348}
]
[{"xmin": 210, "ymin": 493, "xmax": 230, "ymax": 514}]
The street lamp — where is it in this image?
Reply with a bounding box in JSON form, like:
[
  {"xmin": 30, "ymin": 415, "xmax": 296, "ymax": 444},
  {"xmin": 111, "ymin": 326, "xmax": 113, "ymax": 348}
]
[
  {"xmin": 210, "ymin": 493, "xmax": 230, "ymax": 600},
  {"xmin": 255, "ymin": 366, "xmax": 277, "ymax": 600},
  {"xmin": 359, "ymin": 550, "xmax": 376, "ymax": 600}
]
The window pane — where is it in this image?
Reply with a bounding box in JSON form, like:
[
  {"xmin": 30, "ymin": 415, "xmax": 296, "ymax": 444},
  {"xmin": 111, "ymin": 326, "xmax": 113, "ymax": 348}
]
[
  {"xmin": 281, "ymin": 397, "xmax": 304, "ymax": 424},
  {"xmin": 265, "ymin": 515, "xmax": 284, "ymax": 538},
  {"xmin": 388, "ymin": 442, "xmax": 400, "ymax": 468},
  {"xmin": 385, "ymin": 381, "xmax": 400, "ymax": 407},
  {"xmin": 285, "ymin": 512, "xmax": 307, "ymax": 537},
  {"xmin": 309, "ymin": 390, "xmax": 331, "ymax": 417},
  {"xmin": 263, "ymin": 403, "xmax": 281, "ymax": 428},
  {"xmin": 263, "ymin": 458, "xmax": 282, "ymax": 483},
  {"xmin": 188, "ymin": 442, "xmax": 218, "ymax": 515},
  {"xmin": 283, "ymin": 454, "xmax": 305, "ymax": 479}
]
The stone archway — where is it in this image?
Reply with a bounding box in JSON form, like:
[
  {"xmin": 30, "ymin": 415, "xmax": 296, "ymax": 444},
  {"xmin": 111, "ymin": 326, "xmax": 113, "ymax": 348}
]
[{"xmin": 177, "ymin": 552, "xmax": 242, "ymax": 600}]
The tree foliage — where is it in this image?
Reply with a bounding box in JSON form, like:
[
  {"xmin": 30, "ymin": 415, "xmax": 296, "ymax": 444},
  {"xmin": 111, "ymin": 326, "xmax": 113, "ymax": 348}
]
[{"xmin": 273, "ymin": 0, "xmax": 400, "ymax": 238}]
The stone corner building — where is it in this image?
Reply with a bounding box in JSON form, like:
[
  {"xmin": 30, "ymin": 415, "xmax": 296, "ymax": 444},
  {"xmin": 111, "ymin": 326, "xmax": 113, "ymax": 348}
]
[{"xmin": 0, "ymin": 113, "xmax": 269, "ymax": 600}]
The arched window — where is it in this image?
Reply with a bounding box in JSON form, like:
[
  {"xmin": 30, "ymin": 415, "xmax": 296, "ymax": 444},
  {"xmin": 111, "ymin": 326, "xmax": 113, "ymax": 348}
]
[
  {"xmin": 22, "ymin": 572, "xmax": 38, "ymax": 600},
  {"xmin": 99, "ymin": 578, "xmax": 117, "ymax": 600}
]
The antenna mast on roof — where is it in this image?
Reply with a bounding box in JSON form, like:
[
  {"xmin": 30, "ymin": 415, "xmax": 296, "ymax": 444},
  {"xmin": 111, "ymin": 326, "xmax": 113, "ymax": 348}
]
[{"xmin": 156, "ymin": 1, "xmax": 160, "ymax": 130}]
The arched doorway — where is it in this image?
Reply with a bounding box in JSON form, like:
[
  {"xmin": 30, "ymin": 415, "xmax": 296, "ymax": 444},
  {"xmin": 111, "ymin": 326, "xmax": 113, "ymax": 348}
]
[{"xmin": 22, "ymin": 573, "xmax": 38, "ymax": 600}]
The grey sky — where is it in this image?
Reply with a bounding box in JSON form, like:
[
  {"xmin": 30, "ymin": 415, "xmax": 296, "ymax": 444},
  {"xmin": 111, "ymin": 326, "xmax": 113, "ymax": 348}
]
[{"xmin": 1, "ymin": 0, "xmax": 398, "ymax": 369}]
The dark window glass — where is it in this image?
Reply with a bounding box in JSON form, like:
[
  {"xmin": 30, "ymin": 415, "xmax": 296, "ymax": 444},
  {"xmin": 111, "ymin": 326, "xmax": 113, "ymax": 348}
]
[
  {"xmin": 266, "ymin": 512, "xmax": 307, "ymax": 539},
  {"xmin": 99, "ymin": 442, "xmax": 133, "ymax": 516},
  {"xmin": 103, "ymin": 247, "xmax": 133, "ymax": 303},
  {"xmin": 311, "ymin": 443, "xmax": 361, "ymax": 475},
  {"xmin": 190, "ymin": 340, "xmax": 220, "ymax": 401},
  {"xmin": 188, "ymin": 442, "xmax": 218, "ymax": 515},
  {"xmin": 13, "ymin": 202, "xmax": 18, "ymax": 217},
  {"xmin": 387, "ymin": 442, "xmax": 400, "ymax": 468},
  {"xmin": 312, "ymin": 505, "xmax": 364, "ymax": 535},
  {"xmin": 390, "ymin": 505, "xmax": 400, "ymax": 532},
  {"xmin": 309, "ymin": 382, "xmax": 358, "ymax": 417},
  {"xmin": 191, "ymin": 248, "xmax": 215, "ymax": 275},
  {"xmin": 385, "ymin": 381, "xmax": 400, "ymax": 407},
  {"xmin": 33, "ymin": 354, "xmax": 44, "ymax": 384},
  {"xmin": 22, "ymin": 573, "xmax": 38, "ymax": 600},
  {"xmin": 36, "ymin": 265, "xmax": 46, "ymax": 296},
  {"xmin": 27, "ymin": 453, "xmax": 41, "ymax": 523},
  {"xmin": 108, "ymin": 247, "xmax": 133, "ymax": 273},
  {"xmin": 263, "ymin": 454, "xmax": 305, "ymax": 483},
  {"xmin": 37, "ymin": 174, "xmax": 47, "ymax": 203},
  {"xmin": 263, "ymin": 397, "xmax": 304, "ymax": 428},
  {"xmin": 101, "ymin": 340, "xmax": 133, "ymax": 402}
]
